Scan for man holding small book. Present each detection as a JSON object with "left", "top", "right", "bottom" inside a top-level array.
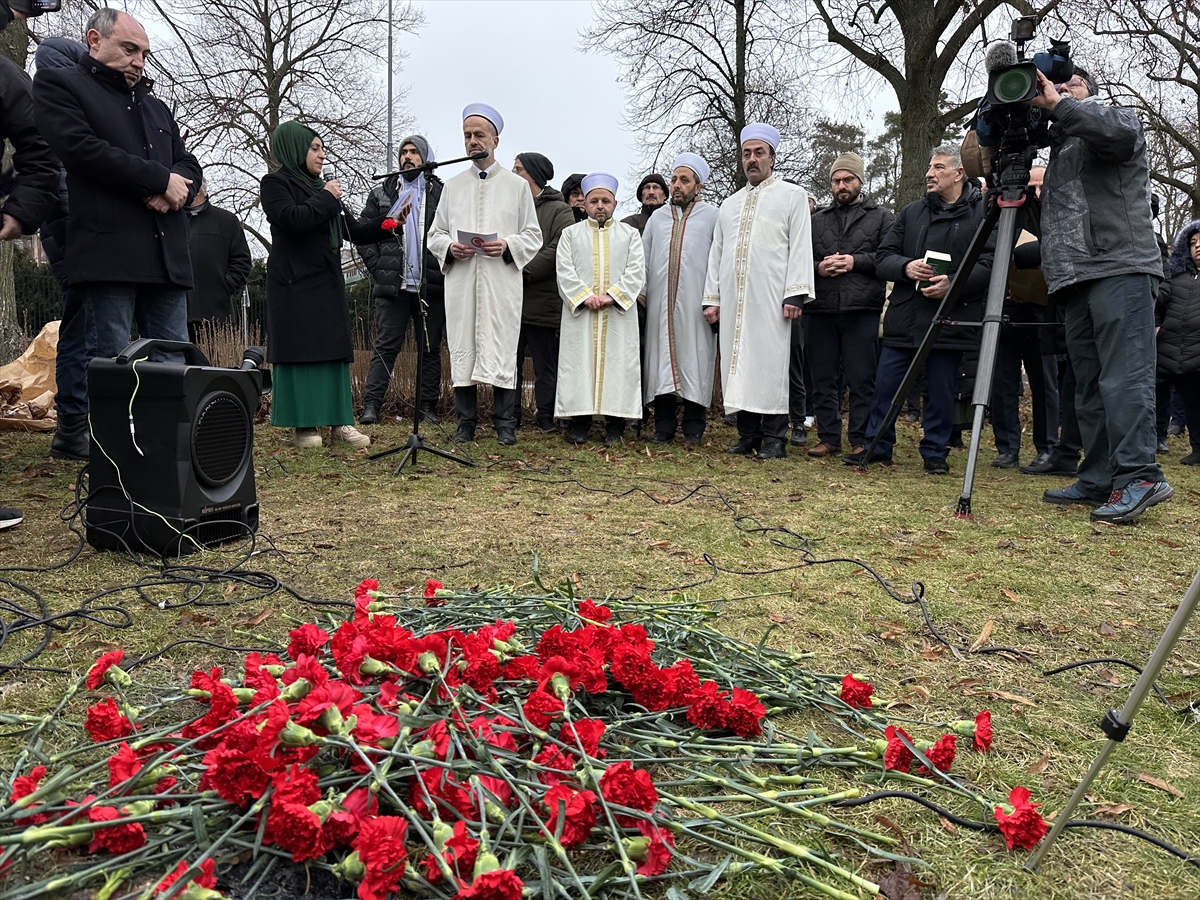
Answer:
[{"left": 848, "top": 145, "right": 995, "bottom": 474}]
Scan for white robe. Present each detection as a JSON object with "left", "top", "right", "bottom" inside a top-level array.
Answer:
[
  {"left": 555, "top": 218, "right": 646, "bottom": 419},
  {"left": 641, "top": 200, "right": 719, "bottom": 406},
  {"left": 703, "top": 175, "right": 814, "bottom": 414},
  {"left": 427, "top": 167, "right": 542, "bottom": 389}
]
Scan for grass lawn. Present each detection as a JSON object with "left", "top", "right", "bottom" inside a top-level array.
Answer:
[{"left": 2, "top": 415, "right": 1198, "bottom": 899}]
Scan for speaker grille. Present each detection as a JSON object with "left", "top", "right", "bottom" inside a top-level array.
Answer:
[{"left": 193, "top": 392, "right": 250, "bottom": 486}]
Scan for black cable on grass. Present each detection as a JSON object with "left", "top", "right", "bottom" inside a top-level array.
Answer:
[{"left": 835, "top": 791, "right": 1200, "bottom": 870}]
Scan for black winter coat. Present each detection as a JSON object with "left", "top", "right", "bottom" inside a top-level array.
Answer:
[
  {"left": 260, "top": 171, "right": 387, "bottom": 364},
  {"left": 808, "top": 193, "right": 894, "bottom": 315},
  {"left": 186, "top": 203, "right": 253, "bottom": 322},
  {"left": 523, "top": 188, "right": 575, "bottom": 328},
  {"left": 0, "top": 57, "right": 59, "bottom": 238},
  {"left": 33, "top": 60, "right": 201, "bottom": 289},
  {"left": 1156, "top": 222, "right": 1200, "bottom": 377},
  {"left": 875, "top": 181, "right": 995, "bottom": 351},
  {"left": 355, "top": 174, "right": 445, "bottom": 303}
]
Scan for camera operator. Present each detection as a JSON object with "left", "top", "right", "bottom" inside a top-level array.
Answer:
[{"left": 1030, "top": 67, "right": 1173, "bottom": 524}]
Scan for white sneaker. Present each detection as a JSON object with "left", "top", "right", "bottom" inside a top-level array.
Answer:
[
  {"left": 293, "top": 428, "right": 322, "bottom": 449},
  {"left": 0, "top": 506, "right": 23, "bottom": 531},
  {"left": 331, "top": 425, "right": 371, "bottom": 448},
  {"left": 803, "top": 416, "right": 815, "bottom": 428}
]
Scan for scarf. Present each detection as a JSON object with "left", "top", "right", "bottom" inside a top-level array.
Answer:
[
  {"left": 271, "top": 120, "right": 342, "bottom": 250},
  {"left": 390, "top": 136, "right": 435, "bottom": 288}
]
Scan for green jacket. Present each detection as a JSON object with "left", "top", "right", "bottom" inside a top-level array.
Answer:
[{"left": 522, "top": 187, "right": 576, "bottom": 328}]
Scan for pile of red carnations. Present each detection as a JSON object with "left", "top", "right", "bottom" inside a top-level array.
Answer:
[{"left": 0, "top": 583, "right": 1047, "bottom": 900}]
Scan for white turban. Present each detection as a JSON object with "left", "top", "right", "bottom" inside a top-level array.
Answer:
[
  {"left": 462, "top": 103, "right": 503, "bottom": 134},
  {"left": 672, "top": 152, "right": 710, "bottom": 184},
  {"left": 740, "top": 123, "right": 780, "bottom": 150},
  {"left": 581, "top": 172, "right": 618, "bottom": 197}
]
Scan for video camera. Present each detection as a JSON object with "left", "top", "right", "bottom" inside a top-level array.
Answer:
[{"left": 976, "top": 16, "right": 1072, "bottom": 152}]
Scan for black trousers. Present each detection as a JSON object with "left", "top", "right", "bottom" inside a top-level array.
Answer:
[
  {"left": 805, "top": 311, "right": 878, "bottom": 447},
  {"left": 362, "top": 290, "right": 445, "bottom": 411},
  {"left": 990, "top": 327, "right": 1059, "bottom": 457},
  {"left": 788, "top": 316, "right": 809, "bottom": 426},
  {"left": 1157, "top": 372, "right": 1200, "bottom": 450},
  {"left": 455, "top": 385, "right": 518, "bottom": 430},
  {"left": 515, "top": 324, "right": 559, "bottom": 426},
  {"left": 653, "top": 394, "right": 707, "bottom": 438},
  {"left": 737, "top": 410, "right": 788, "bottom": 442},
  {"left": 1055, "top": 356, "right": 1083, "bottom": 459}
]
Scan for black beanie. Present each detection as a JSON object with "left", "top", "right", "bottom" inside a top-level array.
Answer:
[
  {"left": 636, "top": 173, "right": 668, "bottom": 202},
  {"left": 516, "top": 152, "right": 554, "bottom": 190},
  {"left": 561, "top": 173, "right": 586, "bottom": 198}
]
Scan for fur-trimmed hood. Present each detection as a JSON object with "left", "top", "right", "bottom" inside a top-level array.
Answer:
[{"left": 1169, "top": 219, "right": 1200, "bottom": 276}]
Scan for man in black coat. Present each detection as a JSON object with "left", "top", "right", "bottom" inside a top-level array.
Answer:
[
  {"left": 355, "top": 134, "right": 445, "bottom": 424},
  {"left": 621, "top": 173, "right": 667, "bottom": 234},
  {"left": 806, "top": 151, "right": 894, "bottom": 458},
  {"left": 847, "top": 145, "right": 994, "bottom": 474},
  {"left": 33, "top": 8, "right": 202, "bottom": 366},
  {"left": 185, "top": 182, "right": 252, "bottom": 341},
  {"left": 0, "top": 0, "right": 63, "bottom": 532}
]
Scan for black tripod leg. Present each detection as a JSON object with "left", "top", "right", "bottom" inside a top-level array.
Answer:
[
  {"left": 956, "top": 205, "right": 1020, "bottom": 517},
  {"left": 858, "top": 200, "right": 1003, "bottom": 470}
]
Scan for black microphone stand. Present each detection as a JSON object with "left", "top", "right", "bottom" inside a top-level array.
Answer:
[{"left": 368, "top": 155, "right": 481, "bottom": 472}]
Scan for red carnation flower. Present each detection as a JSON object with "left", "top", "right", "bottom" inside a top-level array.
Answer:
[
  {"left": 421, "top": 819, "right": 480, "bottom": 884},
  {"left": 156, "top": 858, "right": 217, "bottom": 895},
  {"left": 181, "top": 667, "right": 239, "bottom": 743},
  {"left": 839, "top": 674, "right": 874, "bottom": 709},
  {"left": 271, "top": 764, "right": 321, "bottom": 806},
  {"left": 108, "top": 742, "right": 143, "bottom": 788},
  {"left": 664, "top": 659, "right": 701, "bottom": 707},
  {"left": 535, "top": 624, "right": 582, "bottom": 662},
  {"left": 411, "top": 767, "right": 474, "bottom": 819},
  {"left": 87, "top": 805, "right": 146, "bottom": 854},
  {"left": 686, "top": 680, "right": 729, "bottom": 731},
  {"left": 726, "top": 687, "right": 766, "bottom": 737},
  {"left": 599, "top": 760, "right": 658, "bottom": 825},
  {"left": 578, "top": 598, "right": 612, "bottom": 622},
  {"left": 86, "top": 697, "right": 133, "bottom": 743},
  {"left": 456, "top": 869, "right": 524, "bottom": 900},
  {"left": 87, "top": 649, "right": 125, "bottom": 690},
  {"left": 355, "top": 816, "right": 409, "bottom": 900},
  {"left": 542, "top": 783, "right": 597, "bottom": 848},
  {"left": 381, "top": 217, "right": 399, "bottom": 231},
  {"left": 503, "top": 655, "right": 540, "bottom": 681},
  {"left": 532, "top": 743, "right": 576, "bottom": 786},
  {"left": 522, "top": 689, "right": 564, "bottom": 730},
  {"left": 269, "top": 800, "right": 327, "bottom": 861},
  {"left": 199, "top": 744, "right": 269, "bottom": 807},
  {"left": 974, "top": 709, "right": 993, "bottom": 753},
  {"left": 633, "top": 820, "right": 675, "bottom": 876},
  {"left": 560, "top": 718, "right": 606, "bottom": 757},
  {"left": 287, "top": 624, "right": 330, "bottom": 660},
  {"left": 883, "top": 725, "right": 915, "bottom": 773},
  {"left": 918, "top": 734, "right": 957, "bottom": 774},
  {"left": 994, "top": 785, "right": 1049, "bottom": 850},
  {"left": 354, "top": 578, "right": 379, "bottom": 602},
  {"left": 424, "top": 579, "right": 443, "bottom": 605},
  {"left": 10, "top": 765, "right": 47, "bottom": 802}
]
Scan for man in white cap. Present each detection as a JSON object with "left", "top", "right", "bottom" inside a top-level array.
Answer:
[
  {"left": 641, "top": 153, "right": 719, "bottom": 446},
  {"left": 703, "top": 123, "right": 815, "bottom": 459},
  {"left": 555, "top": 173, "right": 646, "bottom": 447},
  {"left": 428, "top": 103, "right": 543, "bottom": 445}
]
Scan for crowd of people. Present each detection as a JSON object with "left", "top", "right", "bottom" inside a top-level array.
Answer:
[{"left": 0, "top": 5, "right": 1193, "bottom": 534}]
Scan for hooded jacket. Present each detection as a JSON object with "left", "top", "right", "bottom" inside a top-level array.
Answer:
[
  {"left": 808, "top": 193, "right": 894, "bottom": 314},
  {"left": 521, "top": 187, "right": 575, "bottom": 328},
  {"left": 875, "top": 180, "right": 995, "bottom": 351},
  {"left": 0, "top": 50, "right": 59, "bottom": 238},
  {"left": 356, "top": 171, "right": 445, "bottom": 303},
  {"left": 1156, "top": 220, "right": 1200, "bottom": 377}
]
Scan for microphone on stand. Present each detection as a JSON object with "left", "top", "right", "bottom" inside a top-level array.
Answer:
[{"left": 373, "top": 151, "right": 490, "bottom": 181}]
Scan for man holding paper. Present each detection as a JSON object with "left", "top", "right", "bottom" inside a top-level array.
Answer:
[
  {"left": 427, "top": 103, "right": 543, "bottom": 444},
  {"left": 851, "top": 145, "right": 995, "bottom": 474}
]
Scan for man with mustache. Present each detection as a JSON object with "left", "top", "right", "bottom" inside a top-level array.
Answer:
[
  {"left": 428, "top": 104, "right": 543, "bottom": 445},
  {"left": 702, "top": 124, "right": 815, "bottom": 459},
  {"left": 355, "top": 134, "right": 446, "bottom": 425}
]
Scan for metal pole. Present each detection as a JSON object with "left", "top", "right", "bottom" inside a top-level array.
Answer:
[
  {"left": 386, "top": 0, "right": 393, "bottom": 165},
  {"left": 241, "top": 286, "right": 249, "bottom": 347}
]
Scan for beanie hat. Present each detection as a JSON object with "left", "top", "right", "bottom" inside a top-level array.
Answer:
[
  {"left": 636, "top": 173, "right": 668, "bottom": 203},
  {"left": 830, "top": 151, "right": 865, "bottom": 183},
  {"left": 516, "top": 152, "right": 554, "bottom": 190}
]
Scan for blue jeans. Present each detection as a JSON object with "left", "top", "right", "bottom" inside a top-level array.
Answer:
[
  {"left": 864, "top": 346, "right": 961, "bottom": 460},
  {"left": 80, "top": 282, "right": 188, "bottom": 365},
  {"left": 54, "top": 286, "right": 90, "bottom": 416},
  {"left": 1059, "top": 274, "right": 1162, "bottom": 492}
]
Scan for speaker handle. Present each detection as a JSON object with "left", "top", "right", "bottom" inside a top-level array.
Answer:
[{"left": 116, "top": 339, "right": 212, "bottom": 367}]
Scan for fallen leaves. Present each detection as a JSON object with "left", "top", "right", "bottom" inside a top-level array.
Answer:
[
  {"left": 1136, "top": 774, "right": 1183, "bottom": 798},
  {"left": 1000, "top": 587, "right": 1021, "bottom": 603},
  {"left": 969, "top": 620, "right": 994, "bottom": 653},
  {"left": 179, "top": 609, "right": 217, "bottom": 627},
  {"left": 1025, "top": 752, "right": 1050, "bottom": 776},
  {"left": 242, "top": 607, "right": 274, "bottom": 627},
  {"left": 1093, "top": 803, "right": 1135, "bottom": 817}
]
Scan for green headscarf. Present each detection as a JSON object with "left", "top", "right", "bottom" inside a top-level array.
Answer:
[{"left": 271, "top": 120, "right": 343, "bottom": 250}]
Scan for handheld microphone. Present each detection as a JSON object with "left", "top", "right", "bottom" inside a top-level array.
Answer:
[
  {"left": 985, "top": 40, "right": 1019, "bottom": 72},
  {"left": 240, "top": 347, "right": 265, "bottom": 370}
]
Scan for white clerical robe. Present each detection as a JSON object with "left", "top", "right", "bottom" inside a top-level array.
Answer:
[
  {"left": 641, "top": 200, "right": 719, "bottom": 407},
  {"left": 427, "top": 167, "right": 542, "bottom": 389},
  {"left": 555, "top": 218, "right": 646, "bottom": 419},
  {"left": 702, "top": 175, "right": 814, "bottom": 414}
]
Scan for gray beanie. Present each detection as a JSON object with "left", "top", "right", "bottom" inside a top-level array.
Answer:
[{"left": 398, "top": 134, "right": 433, "bottom": 166}]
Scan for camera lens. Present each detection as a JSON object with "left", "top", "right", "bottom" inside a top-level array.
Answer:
[{"left": 994, "top": 68, "right": 1035, "bottom": 104}]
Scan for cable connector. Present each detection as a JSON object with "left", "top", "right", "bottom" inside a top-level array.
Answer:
[
  {"left": 129, "top": 415, "right": 145, "bottom": 457},
  {"left": 1100, "top": 708, "right": 1131, "bottom": 742}
]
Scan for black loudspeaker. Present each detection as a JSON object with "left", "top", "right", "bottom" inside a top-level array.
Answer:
[{"left": 86, "top": 340, "right": 265, "bottom": 556}]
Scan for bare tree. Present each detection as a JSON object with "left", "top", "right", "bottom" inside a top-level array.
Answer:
[
  {"left": 809, "top": 0, "right": 1061, "bottom": 206},
  {"left": 585, "top": 0, "right": 812, "bottom": 199},
  {"left": 142, "top": 0, "right": 422, "bottom": 250}
]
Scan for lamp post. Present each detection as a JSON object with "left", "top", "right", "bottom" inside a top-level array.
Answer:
[{"left": 386, "top": 0, "right": 393, "bottom": 164}]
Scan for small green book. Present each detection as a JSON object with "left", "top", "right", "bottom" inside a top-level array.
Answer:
[{"left": 916, "top": 251, "right": 952, "bottom": 291}]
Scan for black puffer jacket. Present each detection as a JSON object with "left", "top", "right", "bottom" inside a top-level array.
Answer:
[
  {"left": 1156, "top": 220, "right": 1200, "bottom": 377},
  {"left": 808, "top": 193, "right": 894, "bottom": 314},
  {"left": 355, "top": 174, "right": 445, "bottom": 303},
  {"left": 522, "top": 188, "right": 575, "bottom": 328},
  {"left": 875, "top": 180, "right": 995, "bottom": 351}
]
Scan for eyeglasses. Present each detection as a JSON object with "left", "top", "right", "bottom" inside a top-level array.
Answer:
[{"left": 831, "top": 176, "right": 859, "bottom": 186}]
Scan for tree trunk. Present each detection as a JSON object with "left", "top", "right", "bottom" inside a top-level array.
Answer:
[
  {"left": 732, "top": 0, "right": 747, "bottom": 190},
  {"left": 896, "top": 99, "right": 945, "bottom": 208}
]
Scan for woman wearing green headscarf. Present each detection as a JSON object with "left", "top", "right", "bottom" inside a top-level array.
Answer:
[{"left": 260, "top": 120, "right": 393, "bottom": 448}]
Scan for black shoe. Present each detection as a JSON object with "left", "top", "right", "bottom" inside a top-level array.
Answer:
[
  {"left": 537, "top": 418, "right": 558, "bottom": 434},
  {"left": 722, "top": 413, "right": 737, "bottom": 427},
  {"left": 1167, "top": 423, "right": 1184, "bottom": 436},
  {"left": 650, "top": 431, "right": 674, "bottom": 444},
  {"left": 727, "top": 436, "right": 761, "bottom": 455},
  {"left": 604, "top": 427, "right": 625, "bottom": 448},
  {"left": 1043, "top": 481, "right": 1109, "bottom": 506},
  {"left": 923, "top": 456, "right": 950, "bottom": 475},
  {"left": 842, "top": 447, "right": 892, "bottom": 466},
  {"left": 496, "top": 427, "right": 516, "bottom": 446},
  {"left": 1181, "top": 451, "right": 1200, "bottom": 466},
  {"left": 991, "top": 453, "right": 1019, "bottom": 469},
  {"left": 682, "top": 432, "right": 703, "bottom": 447},
  {"left": 1020, "top": 452, "right": 1078, "bottom": 476},
  {"left": 566, "top": 428, "right": 589, "bottom": 445},
  {"left": 758, "top": 438, "right": 787, "bottom": 459},
  {"left": 50, "top": 414, "right": 90, "bottom": 461},
  {"left": 453, "top": 424, "right": 475, "bottom": 443},
  {"left": 359, "top": 403, "right": 379, "bottom": 425},
  {"left": 0, "top": 506, "right": 22, "bottom": 531},
  {"left": 948, "top": 433, "right": 964, "bottom": 449},
  {"left": 788, "top": 427, "right": 807, "bottom": 447},
  {"left": 1157, "top": 440, "right": 1171, "bottom": 454},
  {"left": 419, "top": 406, "right": 439, "bottom": 424}
]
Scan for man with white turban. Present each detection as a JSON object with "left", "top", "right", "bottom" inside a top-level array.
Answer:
[
  {"left": 555, "top": 173, "right": 647, "bottom": 447},
  {"left": 428, "top": 103, "right": 543, "bottom": 445},
  {"left": 641, "top": 152, "right": 719, "bottom": 446},
  {"left": 703, "top": 123, "right": 815, "bottom": 459}
]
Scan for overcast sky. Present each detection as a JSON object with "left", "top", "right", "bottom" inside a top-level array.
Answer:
[{"left": 396, "top": 1, "right": 644, "bottom": 212}]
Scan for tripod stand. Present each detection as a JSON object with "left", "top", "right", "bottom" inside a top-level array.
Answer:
[
  {"left": 856, "top": 134, "right": 1039, "bottom": 517},
  {"left": 368, "top": 156, "right": 481, "bottom": 473}
]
